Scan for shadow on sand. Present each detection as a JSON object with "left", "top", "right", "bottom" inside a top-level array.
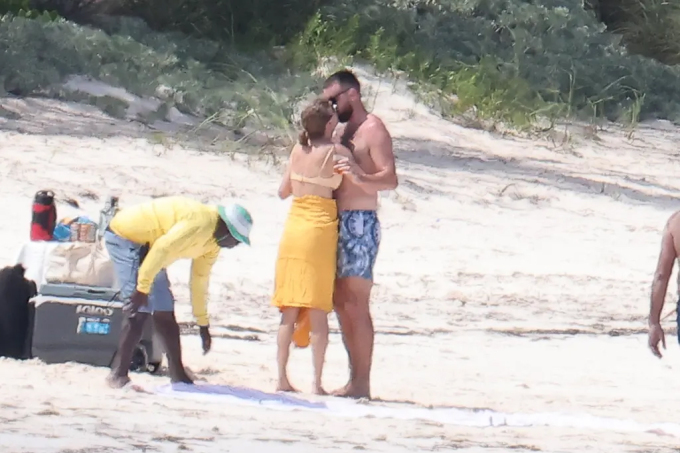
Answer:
[{"left": 394, "top": 137, "right": 680, "bottom": 209}]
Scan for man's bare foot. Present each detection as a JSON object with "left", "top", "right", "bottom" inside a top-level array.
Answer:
[
  {"left": 331, "top": 382, "right": 370, "bottom": 400},
  {"left": 276, "top": 380, "right": 298, "bottom": 393},
  {"left": 169, "top": 366, "right": 195, "bottom": 385},
  {"left": 184, "top": 367, "right": 199, "bottom": 382},
  {"left": 106, "top": 373, "right": 131, "bottom": 389},
  {"left": 170, "top": 373, "right": 194, "bottom": 385}
]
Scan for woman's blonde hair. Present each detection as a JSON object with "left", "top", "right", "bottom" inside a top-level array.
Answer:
[{"left": 299, "top": 97, "right": 334, "bottom": 146}]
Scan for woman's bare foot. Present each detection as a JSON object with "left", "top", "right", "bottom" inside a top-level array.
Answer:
[
  {"left": 106, "top": 373, "right": 131, "bottom": 389},
  {"left": 276, "top": 379, "right": 298, "bottom": 393},
  {"left": 331, "top": 382, "right": 350, "bottom": 396},
  {"left": 313, "top": 386, "right": 327, "bottom": 395}
]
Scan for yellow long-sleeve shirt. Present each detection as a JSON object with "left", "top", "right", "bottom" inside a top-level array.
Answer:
[{"left": 108, "top": 196, "right": 221, "bottom": 327}]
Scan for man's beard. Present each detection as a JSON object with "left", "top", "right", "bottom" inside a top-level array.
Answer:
[{"left": 337, "top": 105, "right": 353, "bottom": 123}]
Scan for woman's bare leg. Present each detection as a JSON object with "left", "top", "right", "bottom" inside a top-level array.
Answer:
[
  {"left": 309, "top": 309, "right": 329, "bottom": 395},
  {"left": 276, "top": 307, "right": 299, "bottom": 392}
]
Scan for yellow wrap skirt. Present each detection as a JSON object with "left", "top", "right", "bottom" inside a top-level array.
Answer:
[{"left": 272, "top": 195, "right": 338, "bottom": 348}]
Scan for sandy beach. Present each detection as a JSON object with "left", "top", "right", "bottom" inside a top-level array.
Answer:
[{"left": 2, "top": 69, "right": 680, "bottom": 452}]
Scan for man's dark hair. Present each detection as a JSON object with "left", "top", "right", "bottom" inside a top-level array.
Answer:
[{"left": 323, "top": 69, "right": 361, "bottom": 93}]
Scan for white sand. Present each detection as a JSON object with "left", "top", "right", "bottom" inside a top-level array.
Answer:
[{"left": 2, "top": 69, "right": 680, "bottom": 452}]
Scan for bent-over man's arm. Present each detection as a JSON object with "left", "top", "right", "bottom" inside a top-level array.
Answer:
[
  {"left": 359, "top": 120, "right": 398, "bottom": 191},
  {"left": 137, "top": 221, "right": 201, "bottom": 295},
  {"left": 650, "top": 217, "right": 677, "bottom": 325},
  {"left": 190, "top": 248, "right": 220, "bottom": 327}
]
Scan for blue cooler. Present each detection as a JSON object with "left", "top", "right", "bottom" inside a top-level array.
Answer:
[{"left": 28, "top": 283, "right": 163, "bottom": 373}]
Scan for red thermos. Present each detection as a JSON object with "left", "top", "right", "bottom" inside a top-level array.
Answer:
[{"left": 30, "top": 190, "right": 57, "bottom": 241}]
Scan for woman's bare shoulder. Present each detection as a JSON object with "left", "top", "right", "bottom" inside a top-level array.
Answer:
[{"left": 288, "top": 143, "right": 304, "bottom": 161}]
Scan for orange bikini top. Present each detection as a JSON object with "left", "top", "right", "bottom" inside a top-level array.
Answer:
[{"left": 290, "top": 147, "right": 343, "bottom": 190}]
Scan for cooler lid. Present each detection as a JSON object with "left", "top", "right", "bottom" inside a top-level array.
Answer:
[{"left": 39, "top": 283, "right": 120, "bottom": 301}]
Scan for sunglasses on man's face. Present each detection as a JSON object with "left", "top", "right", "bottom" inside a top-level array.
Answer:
[{"left": 328, "top": 87, "right": 351, "bottom": 110}]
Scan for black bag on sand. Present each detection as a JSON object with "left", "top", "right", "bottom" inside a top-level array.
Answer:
[
  {"left": 26, "top": 284, "right": 163, "bottom": 373},
  {"left": 0, "top": 264, "right": 37, "bottom": 360}
]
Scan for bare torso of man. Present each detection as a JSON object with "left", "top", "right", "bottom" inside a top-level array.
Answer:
[
  {"left": 334, "top": 114, "right": 384, "bottom": 211},
  {"left": 658, "top": 212, "right": 680, "bottom": 295},
  {"left": 648, "top": 210, "right": 680, "bottom": 358},
  {"left": 669, "top": 215, "right": 680, "bottom": 296}
]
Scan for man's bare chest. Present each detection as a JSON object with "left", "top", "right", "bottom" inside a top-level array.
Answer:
[{"left": 339, "top": 129, "right": 370, "bottom": 163}]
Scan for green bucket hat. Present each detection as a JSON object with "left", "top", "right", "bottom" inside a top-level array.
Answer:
[{"left": 217, "top": 203, "right": 253, "bottom": 246}]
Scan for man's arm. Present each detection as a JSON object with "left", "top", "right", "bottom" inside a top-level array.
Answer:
[
  {"left": 136, "top": 221, "right": 201, "bottom": 295},
  {"left": 190, "top": 248, "right": 220, "bottom": 327},
  {"left": 650, "top": 220, "right": 677, "bottom": 325},
  {"left": 358, "top": 121, "right": 398, "bottom": 191}
]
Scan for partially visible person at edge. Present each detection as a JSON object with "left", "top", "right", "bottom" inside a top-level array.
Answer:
[
  {"left": 272, "top": 97, "right": 358, "bottom": 395},
  {"left": 322, "top": 69, "right": 398, "bottom": 399},
  {"left": 648, "top": 210, "right": 680, "bottom": 358},
  {"left": 103, "top": 196, "right": 253, "bottom": 389}
]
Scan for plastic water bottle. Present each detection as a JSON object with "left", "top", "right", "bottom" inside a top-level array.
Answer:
[{"left": 30, "top": 190, "right": 57, "bottom": 241}]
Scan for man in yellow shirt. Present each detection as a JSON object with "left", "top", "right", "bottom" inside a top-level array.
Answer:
[{"left": 102, "top": 196, "right": 253, "bottom": 389}]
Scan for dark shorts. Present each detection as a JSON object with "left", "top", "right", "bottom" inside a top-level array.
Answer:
[
  {"left": 336, "top": 210, "right": 381, "bottom": 281},
  {"left": 103, "top": 230, "right": 174, "bottom": 314}
]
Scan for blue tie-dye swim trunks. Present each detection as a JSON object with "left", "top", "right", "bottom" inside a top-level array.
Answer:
[{"left": 336, "top": 210, "right": 381, "bottom": 280}]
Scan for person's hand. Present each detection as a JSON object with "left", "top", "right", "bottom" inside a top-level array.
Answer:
[
  {"left": 334, "top": 157, "right": 365, "bottom": 182},
  {"left": 124, "top": 290, "right": 148, "bottom": 316},
  {"left": 199, "top": 326, "right": 212, "bottom": 355},
  {"left": 648, "top": 322, "right": 666, "bottom": 358}
]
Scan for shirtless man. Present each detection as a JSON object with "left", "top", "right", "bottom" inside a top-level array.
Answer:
[
  {"left": 648, "top": 210, "right": 680, "bottom": 358},
  {"left": 322, "top": 70, "right": 398, "bottom": 399}
]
